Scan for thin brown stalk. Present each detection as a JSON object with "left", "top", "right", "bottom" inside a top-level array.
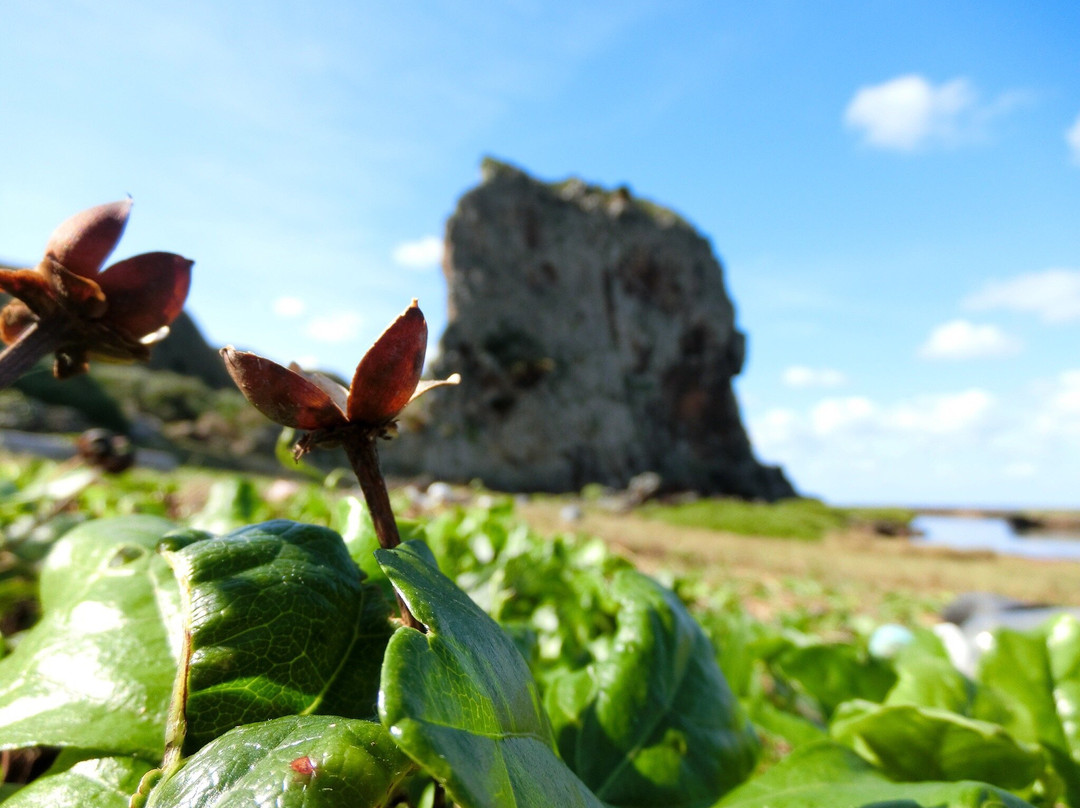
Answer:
[
  {"left": 0, "top": 318, "right": 67, "bottom": 390},
  {"left": 342, "top": 431, "right": 424, "bottom": 631}
]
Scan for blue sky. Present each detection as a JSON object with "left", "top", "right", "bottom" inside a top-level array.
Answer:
[{"left": 2, "top": 1, "right": 1079, "bottom": 507}]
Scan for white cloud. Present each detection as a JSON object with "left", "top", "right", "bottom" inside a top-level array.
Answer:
[
  {"left": 305, "top": 311, "right": 363, "bottom": 343},
  {"left": 802, "top": 390, "right": 992, "bottom": 439},
  {"left": 272, "top": 296, "right": 306, "bottom": 318},
  {"left": 1033, "top": 369, "right": 1080, "bottom": 439},
  {"left": 782, "top": 365, "right": 847, "bottom": 388},
  {"left": 964, "top": 268, "right": 1080, "bottom": 323},
  {"left": 1002, "top": 461, "right": 1037, "bottom": 479},
  {"left": 392, "top": 236, "right": 444, "bottom": 270},
  {"left": 843, "top": 74, "right": 1019, "bottom": 151},
  {"left": 749, "top": 389, "right": 997, "bottom": 502},
  {"left": 810, "top": 396, "right": 875, "bottom": 436},
  {"left": 918, "top": 319, "right": 1021, "bottom": 360},
  {"left": 1068, "top": 113, "right": 1080, "bottom": 165},
  {"left": 750, "top": 407, "right": 800, "bottom": 447},
  {"left": 885, "top": 389, "right": 994, "bottom": 435},
  {"left": 747, "top": 379, "right": 1080, "bottom": 507}
]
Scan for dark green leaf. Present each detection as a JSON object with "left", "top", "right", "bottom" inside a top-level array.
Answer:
[
  {"left": 162, "top": 520, "right": 392, "bottom": 756},
  {"left": 0, "top": 515, "right": 180, "bottom": 758},
  {"left": 830, "top": 699, "right": 1044, "bottom": 790},
  {"left": 776, "top": 643, "right": 896, "bottom": 718},
  {"left": 972, "top": 614, "right": 1080, "bottom": 805},
  {"left": 0, "top": 755, "right": 154, "bottom": 808},
  {"left": 886, "top": 654, "right": 973, "bottom": 714},
  {"left": 545, "top": 569, "right": 758, "bottom": 807},
  {"left": 141, "top": 715, "right": 414, "bottom": 808},
  {"left": 716, "top": 741, "right": 1036, "bottom": 808},
  {"left": 377, "top": 540, "right": 606, "bottom": 808},
  {"left": 745, "top": 698, "right": 827, "bottom": 750}
]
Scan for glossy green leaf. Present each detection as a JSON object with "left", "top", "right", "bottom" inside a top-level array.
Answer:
[
  {"left": 716, "top": 741, "right": 1037, "bottom": 808},
  {"left": 545, "top": 569, "right": 758, "bottom": 807},
  {"left": 161, "top": 520, "right": 393, "bottom": 756},
  {"left": 141, "top": 715, "right": 414, "bottom": 808},
  {"left": 745, "top": 698, "right": 827, "bottom": 750},
  {"left": 376, "top": 540, "right": 606, "bottom": 808},
  {"left": 972, "top": 614, "right": 1080, "bottom": 805},
  {"left": 886, "top": 654, "right": 973, "bottom": 714},
  {"left": 1, "top": 755, "right": 154, "bottom": 808},
  {"left": 830, "top": 699, "right": 1044, "bottom": 790},
  {"left": 775, "top": 642, "right": 896, "bottom": 718},
  {"left": 0, "top": 515, "right": 180, "bottom": 758}
]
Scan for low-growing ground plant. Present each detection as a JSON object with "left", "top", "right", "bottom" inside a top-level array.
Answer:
[
  {"left": 640, "top": 497, "right": 915, "bottom": 541},
  {"left": 0, "top": 206, "right": 1070, "bottom": 807}
]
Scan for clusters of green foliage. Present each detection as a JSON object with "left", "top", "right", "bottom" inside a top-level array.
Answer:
[
  {"left": 640, "top": 496, "right": 915, "bottom": 541},
  {"left": 0, "top": 457, "right": 1072, "bottom": 807}
]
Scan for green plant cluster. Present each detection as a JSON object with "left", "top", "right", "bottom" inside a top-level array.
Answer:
[
  {"left": 641, "top": 497, "right": 915, "bottom": 541},
  {"left": 0, "top": 460, "right": 1070, "bottom": 807}
]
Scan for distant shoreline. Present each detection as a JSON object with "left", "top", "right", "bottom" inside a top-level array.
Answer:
[{"left": 914, "top": 507, "right": 1080, "bottom": 535}]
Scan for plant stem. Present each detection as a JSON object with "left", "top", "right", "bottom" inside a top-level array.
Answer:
[
  {"left": 0, "top": 318, "right": 67, "bottom": 390},
  {"left": 344, "top": 433, "right": 402, "bottom": 550},
  {"left": 343, "top": 431, "right": 423, "bottom": 631}
]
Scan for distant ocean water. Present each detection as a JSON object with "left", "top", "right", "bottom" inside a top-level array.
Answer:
[{"left": 911, "top": 514, "right": 1080, "bottom": 560}]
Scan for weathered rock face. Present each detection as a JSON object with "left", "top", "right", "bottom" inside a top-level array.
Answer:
[
  {"left": 147, "top": 311, "right": 234, "bottom": 390},
  {"left": 383, "top": 160, "right": 795, "bottom": 500}
]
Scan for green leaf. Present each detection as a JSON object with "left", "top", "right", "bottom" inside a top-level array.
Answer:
[
  {"left": 775, "top": 642, "right": 896, "bottom": 718},
  {"left": 830, "top": 699, "right": 1044, "bottom": 790},
  {"left": 0, "top": 515, "right": 180, "bottom": 758},
  {"left": 716, "top": 741, "right": 1037, "bottom": 808},
  {"left": 545, "top": 569, "right": 758, "bottom": 807},
  {"left": 745, "top": 698, "right": 827, "bottom": 750},
  {"left": 162, "top": 520, "right": 393, "bottom": 756},
  {"left": 972, "top": 614, "right": 1080, "bottom": 805},
  {"left": 0, "top": 755, "right": 154, "bottom": 808},
  {"left": 141, "top": 715, "right": 414, "bottom": 808},
  {"left": 886, "top": 654, "right": 973, "bottom": 714},
  {"left": 376, "top": 540, "right": 606, "bottom": 808}
]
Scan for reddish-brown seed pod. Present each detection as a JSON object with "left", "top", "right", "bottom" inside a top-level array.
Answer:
[
  {"left": 96, "top": 252, "right": 193, "bottom": 338},
  {"left": 43, "top": 199, "right": 132, "bottom": 279},
  {"left": 347, "top": 299, "right": 428, "bottom": 425},
  {"left": 0, "top": 199, "right": 194, "bottom": 381},
  {"left": 221, "top": 300, "right": 458, "bottom": 443},
  {"left": 221, "top": 347, "right": 348, "bottom": 431}
]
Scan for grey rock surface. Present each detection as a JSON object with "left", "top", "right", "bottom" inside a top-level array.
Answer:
[
  {"left": 147, "top": 311, "right": 234, "bottom": 389},
  {"left": 383, "top": 159, "right": 795, "bottom": 500}
]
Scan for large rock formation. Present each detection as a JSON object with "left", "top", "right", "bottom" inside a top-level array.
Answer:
[
  {"left": 147, "top": 311, "right": 234, "bottom": 389},
  {"left": 383, "top": 159, "right": 795, "bottom": 500}
]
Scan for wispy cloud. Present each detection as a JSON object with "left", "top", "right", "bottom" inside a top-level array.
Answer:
[
  {"left": 782, "top": 365, "right": 847, "bottom": 388},
  {"left": 749, "top": 377, "right": 1080, "bottom": 505},
  {"left": 918, "top": 319, "right": 1021, "bottom": 360},
  {"left": 844, "top": 74, "right": 1021, "bottom": 151},
  {"left": 753, "top": 389, "right": 995, "bottom": 449},
  {"left": 964, "top": 268, "right": 1080, "bottom": 324},
  {"left": 305, "top": 311, "right": 363, "bottom": 343},
  {"left": 1068, "top": 113, "right": 1080, "bottom": 165},
  {"left": 272, "top": 296, "right": 306, "bottom": 318},
  {"left": 392, "top": 236, "right": 444, "bottom": 270},
  {"left": 1034, "top": 369, "right": 1080, "bottom": 440}
]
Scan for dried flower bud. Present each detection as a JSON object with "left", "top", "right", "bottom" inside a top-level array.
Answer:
[
  {"left": 222, "top": 300, "right": 459, "bottom": 454},
  {"left": 44, "top": 198, "right": 132, "bottom": 279},
  {"left": 0, "top": 199, "right": 193, "bottom": 380}
]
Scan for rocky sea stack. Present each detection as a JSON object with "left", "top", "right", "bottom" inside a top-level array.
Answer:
[{"left": 383, "top": 159, "right": 795, "bottom": 499}]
